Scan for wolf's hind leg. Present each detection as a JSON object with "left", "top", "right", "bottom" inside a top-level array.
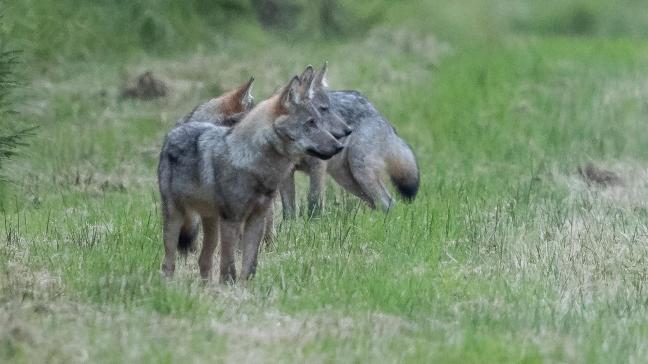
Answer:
[
  {"left": 352, "top": 166, "right": 394, "bottom": 211},
  {"left": 162, "top": 210, "right": 183, "bottom": 278},
  {"left": 198, "top": 216, "right": 219, "bottom": 281},
  {"left": 328, "top": 162, "right": 374, "bottom": 208}
]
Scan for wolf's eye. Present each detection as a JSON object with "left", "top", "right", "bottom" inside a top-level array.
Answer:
[
  {"left": 307, "top": 118, "right": 316, "bottom": 126},
  {"left": 319, "top": 105, "right": 329, "bottom": 112}
]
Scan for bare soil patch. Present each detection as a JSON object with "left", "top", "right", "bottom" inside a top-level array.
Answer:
[{"left": 121, "top": 71, "right": 168, "bottom": 100}]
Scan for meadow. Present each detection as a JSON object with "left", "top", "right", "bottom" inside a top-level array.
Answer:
[{"left": 2, "top": 1, "right": 648, "bottom": 362}]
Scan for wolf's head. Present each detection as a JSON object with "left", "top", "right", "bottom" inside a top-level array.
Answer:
[
  {"left": 272, "top": 76, "right": 344, "bottom": 160},
  {"left": 299, "top": 63, "right": 352, "bottom": 140}
]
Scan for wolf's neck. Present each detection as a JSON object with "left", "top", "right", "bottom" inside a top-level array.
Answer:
[{"left": 226, "top": 124, "right": 293, "bottom": 187}]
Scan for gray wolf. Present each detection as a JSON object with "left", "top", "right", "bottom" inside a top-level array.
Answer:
[
  {"left": 168, "top": 78, "right": 257, "bottom": 254},
  {"left": 282, "top": 89, "right": 419, "bottom": 215},
  {"left": 158, "top": 75, "right": 344, "bottom": 282}
]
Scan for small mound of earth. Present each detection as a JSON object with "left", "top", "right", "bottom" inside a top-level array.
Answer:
[
  {"left": 577, "top": 163, "right": 623, "bottom": 187},
  {"left": 121, "top": 71, "right": 168, "bottom": 100}
]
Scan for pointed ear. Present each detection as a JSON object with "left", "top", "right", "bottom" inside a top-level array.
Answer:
[
  {"left": 221, "top": 77, "right": 255, "bottom": 113},
  {"left": 278, "top": 76, "right": 301, "bottom": 113},
  {"left": 299, "top": 65, "right": 315, "bottom": 85},
  {"left": 313, "top": 61, "right": 329, "bottom": 89},
  {"left": 298, "top": 65, "right": 315, "bottom": 100},
  {"left": 232, "top": 76, "right": 255, "bottom": 110}
]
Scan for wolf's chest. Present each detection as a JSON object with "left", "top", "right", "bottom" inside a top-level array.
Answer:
[{"left": 219, "top": 174, "right": 275, "bottom": 219}]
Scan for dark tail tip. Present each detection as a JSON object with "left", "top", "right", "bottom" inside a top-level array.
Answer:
[
  {"left": 177, "top": 224, "right": 198, "bottom": 255},
  {"left": 392, "top": 173, "right": 419, "bottom": 202}
]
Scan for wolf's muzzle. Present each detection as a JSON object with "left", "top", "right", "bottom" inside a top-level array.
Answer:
[
  {"left": 306, "top": 144, "right": 344, "bottom": 160},
  {"left": 331, "top": 125, "right": 353, "bottom": 140}
]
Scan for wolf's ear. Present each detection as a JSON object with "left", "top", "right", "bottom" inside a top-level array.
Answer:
[
  {"left": 233, "top": 76, "right": 255, "bottom": 110},
  {"left": 278, "top": 76, "right": 301, "bottom": 113},
  {"left": 222, "top": 77, "right": 254, "bottom": 113},
  {"left": 299, "top": 65, "right": 315, "bottom": 100},
  {"left": 313, "top": 61, "right": 329, "bottom": 89},
  {"left": 299, "top": 65, "right": 315, "bottom": 85}
]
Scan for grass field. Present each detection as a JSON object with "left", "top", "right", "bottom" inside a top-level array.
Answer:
[{"left": 3, "top": 1, "right": 648, "bottom": 363}]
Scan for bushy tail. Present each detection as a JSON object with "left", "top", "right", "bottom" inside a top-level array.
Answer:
[
  {"left": 177, "top": 218, "right": 199, "bottom": 255},
  {"left": 385, "top": 136, "right": 419, "bottom": 201}
]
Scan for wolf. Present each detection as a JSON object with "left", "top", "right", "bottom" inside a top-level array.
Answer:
[
  {"left": 166, "top": 77, "right": 257, "bottom": 253},
  {"left": 280, "top": 89, "right": 420, "bottom": 216},
  {"left": 158, "top": 75, "right": 344, "bottom": 282}
]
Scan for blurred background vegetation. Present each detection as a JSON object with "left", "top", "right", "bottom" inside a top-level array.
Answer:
[
  {"left": 2, "top": 0, "right": 648, "bottom": 186},
  {"left": 2, "top": 0, "right": 648, "bottom": 68},
  {"left": 0, "top": 38, "right": 33, "bottom": 179}
]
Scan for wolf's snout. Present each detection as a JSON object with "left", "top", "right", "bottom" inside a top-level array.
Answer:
[
  {"left": 332, "top": 125, "right": 352, "bottom": 139},
  {"left": 331, "top": 130, "right": 346, "bottom": 139},
  {"left": 306, "top": 142, "right": 344, "bottom": 160}
]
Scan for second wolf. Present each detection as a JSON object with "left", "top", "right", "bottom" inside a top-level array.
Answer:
[{"left": 280, "top": 89, "right": 419, "bottom": 216}]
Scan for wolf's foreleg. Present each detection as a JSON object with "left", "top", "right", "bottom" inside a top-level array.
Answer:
[
  {"left": 280, "top": 170, "right": 297, "bottom": 219},
  {"left": 240, "top": 209, "right": 268, "bottom": 280},
  {"left": 198, "top": 216, "right": 219, "bottom": 281},
  {"left": 307, "top": 161, "right": 327, "bottom": 217},
  {"left": 219, "top": 220, "right": 240, "bottom": 284},
  {"left": 263, "top": 203, "right": 275, "bottom": 245}
]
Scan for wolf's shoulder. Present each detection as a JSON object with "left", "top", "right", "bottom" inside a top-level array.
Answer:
[{"left": 163, "top": 122, "right": 226, "bottom": 158}]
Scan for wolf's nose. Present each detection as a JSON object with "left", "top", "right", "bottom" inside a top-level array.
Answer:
[{"left": 333, "top": 126, "right": 352, "bottom": 140}]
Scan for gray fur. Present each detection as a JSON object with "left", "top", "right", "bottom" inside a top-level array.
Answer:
[
  {"left": 277, "top": 64, "right": 352, "bottom": 218},
  {"left": 158, "top": 76, "right": 344, "bottom": 282},
  {"left": 284, "top": 89, "right": 420, "bottom": 215}
]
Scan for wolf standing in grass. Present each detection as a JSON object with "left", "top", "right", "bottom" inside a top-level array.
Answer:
[
  {"left": 158, "top": 74, "right": 345, "bottom": 282},
  {"left": 167, "top": 79, "right": 257, "bottom": 253},
  {"left": 324, "top": 90, "right": 419, "bottom": 210},
  {"left": 280, "top": 89, "right": 420, "bottom": 216}
]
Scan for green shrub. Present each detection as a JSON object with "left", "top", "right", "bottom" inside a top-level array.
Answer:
[{"left": 0, "top": 48, "right": 33, "bottom": 183}]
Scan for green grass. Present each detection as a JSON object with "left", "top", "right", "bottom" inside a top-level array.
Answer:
[{"left": 3, "top": 1, "right": 648, "bottom": 363}]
